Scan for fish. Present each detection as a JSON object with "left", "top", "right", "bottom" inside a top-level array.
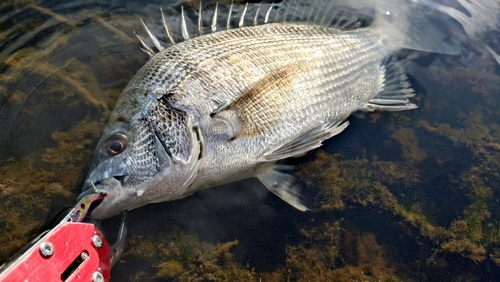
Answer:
[{"left": 79, "top": 0, "right": 500, "bottom": 219}]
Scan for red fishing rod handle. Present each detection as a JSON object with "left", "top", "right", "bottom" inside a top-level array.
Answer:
[{"left": 0, "top": 221, "right": 111, "bottom": 282}]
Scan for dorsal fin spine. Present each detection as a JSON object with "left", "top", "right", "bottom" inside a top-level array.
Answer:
[
  {"left": 253, "top": 2, "right": 262, "bottom": 26},
  {"left": 135, "top": 31, "right": 155, "bottom": 57},
  {"left": 211, "top": 2, "right": 218, "bottom": 32},
  {"left": 298, "top": 0, "right": 308, "bottom": 21},
  {"left": 273, "top": 1, "right": 281, "bottom": 23},
  {"left": 334, "top": 13, "right": 347, "bottom": 28},
  {"left": 140, "top": 18, "right": 164, "bottom": 52},
  {"left": 181, "top": 6, "right": 190, "bottom": 40},
  {"left": 289, "top": 0, "right": 300, "bottom": 22},
  {"left": 227, "top": 1, "right": 234, "bottom": 30},
  {"left": 160, "top": 7, "right": 175, "bottom": 45},
  {"left": 264, "top": 1, "right": 274, "bottom": 24},
  {"left": 312, "top": 2, "right": 322, "bottom": 24},
  {"left": 306, "top": 0, "right": 318, "bottom": 22},
  {"left": 198, "top": 0, "right": 203, "bottom": 35},
  {"left": 239, "top": 2, "right": 248, "bottom": 27},
  {"left": 282, "top": 0, "right": 292, "bottom": 22},
  {"left": 319, "top": 2, "right": 336, "bottom": 25}
]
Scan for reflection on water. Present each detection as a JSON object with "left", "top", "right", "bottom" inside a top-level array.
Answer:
[{"left": 1, "top": 0, "right": 500, "bottom": 281}]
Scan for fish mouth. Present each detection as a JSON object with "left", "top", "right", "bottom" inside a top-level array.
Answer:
[{"left": 79, "top": 176, "right": 131, "bottom": 220}]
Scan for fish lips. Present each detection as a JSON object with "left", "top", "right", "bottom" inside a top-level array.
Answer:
[
  {"left": 79, "top": 156, "right": 131, "bottom": 219},
  {"left": 80, "top": 177, "right": 134, "bottom": 220}
]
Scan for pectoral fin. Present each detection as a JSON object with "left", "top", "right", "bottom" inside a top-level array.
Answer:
[{"left": 262, "top": 121, "right": 349, "bottom": 161}]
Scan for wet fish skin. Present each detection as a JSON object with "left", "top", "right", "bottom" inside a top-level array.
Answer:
[
  {"left": 81, "top": 0, "right": 499, "bottom": 219},
  {"left": 82, "top": 19, "right": 409, "bottom": 219}
]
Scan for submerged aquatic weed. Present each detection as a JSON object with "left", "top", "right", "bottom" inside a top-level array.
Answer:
[
  {"left": 0, "top": 118, "right": 103, "bottom": 263},
  {"left": 120, "top": 224, "right": 406, "bottom": 281},
  {"left": 123, "top": 230, "right": 256, "bottom": 281},
  {"left": 295, "top": 93, "right": 500, "bottom": 267},
  {"left": 280, "top": 222, "right": 402, "bottom": 282},
  {"left": 390, "top": 126, "right": 428, "bottom": 163}
]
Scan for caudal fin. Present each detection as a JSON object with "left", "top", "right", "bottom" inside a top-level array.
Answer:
[
  {"left": 370, "top": 0, "right": 500, "bottom": 59},
  {"left": 414, "top": 0, "right": 500, "bottom": 63},
  {"left": 365, "top": 0, "right": 461, "bottom": 54},
  {"left": 415, "top": 0, "right": 500, "bottom": 39}
]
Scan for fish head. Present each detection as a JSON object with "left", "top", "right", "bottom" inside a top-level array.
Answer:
[{"left": 80, "top": 89, "right": 202, "bottom": 220}]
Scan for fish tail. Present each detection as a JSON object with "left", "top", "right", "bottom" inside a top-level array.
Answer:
[
  {"left": 415, "top": 0, "right": 500, "bottom": 39},
  {"left": 413, "top": 0, "right": 500, "bottom": 62},
  {"left": 370, "top": 0, "right": 461, "bottom": 54}
]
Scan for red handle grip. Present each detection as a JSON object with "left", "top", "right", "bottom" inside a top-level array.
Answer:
[{"left": 0, "top": 222, "right": 110, "bottom": 282}]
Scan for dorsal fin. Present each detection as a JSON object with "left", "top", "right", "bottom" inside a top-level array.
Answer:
[{"left": 137, "top": 1, "right": 366, "bottom": 56}]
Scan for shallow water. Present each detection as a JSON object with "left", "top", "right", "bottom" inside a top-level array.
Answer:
[{"left": 1, "top": 0, "right": 500, "bottom": 281}]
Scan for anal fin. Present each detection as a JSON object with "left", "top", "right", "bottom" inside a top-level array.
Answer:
[
  {"left": 256, "top": 164, "right": 309, "bottom": 211},
  {"left": 262, "top": 121, "right": 349, "bottom": 161},
  {"left": 365, "top": 57, "right": 417, "bottom": 112}
]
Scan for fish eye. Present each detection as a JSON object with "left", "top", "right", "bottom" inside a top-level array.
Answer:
[{"left": 105, "top": 132, "right": 128, "bottom": 156}]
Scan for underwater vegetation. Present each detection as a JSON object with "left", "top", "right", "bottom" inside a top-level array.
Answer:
[
  {"left": 1, "top": 0, "right": 500, "bottom": 281},
  {"left": 0, "top": 0, "right": 145, "bottom": 263},
  {"left": 0, "top": 119, "right": 101, "bottom": 259}
]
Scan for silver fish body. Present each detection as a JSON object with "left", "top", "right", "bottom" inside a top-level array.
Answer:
[
  {"left": 83, "top": 21, "right": 407, "bottom": 219},
  {"left": 166, "top": 24, "right": 390, "bottom": 187},
  {"left": 81, "top": 0, "right": 498, "bottom": 219}
]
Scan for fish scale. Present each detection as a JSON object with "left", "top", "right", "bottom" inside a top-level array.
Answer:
[
  {"left": 84, "top": 19, "right": 401, "bottom": 218},
  {"left": 169, "top": 26, "right": 383, "bottom": 110},
  {"left": 167, "top": 24, "right": 390, "bottom": 193},
  {"left": 79, "top": 0, "right": 499, "bottom": 219}
]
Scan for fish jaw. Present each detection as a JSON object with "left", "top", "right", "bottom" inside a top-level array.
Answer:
[
  {"left": 84, "top": 177, "right": 135, "bottom": 220},
  {"left": 81, "top": 162, "right": 201, "bottom": 220},
  {"left": 79, "top": 156, "right": 137, "bottom": 219}
]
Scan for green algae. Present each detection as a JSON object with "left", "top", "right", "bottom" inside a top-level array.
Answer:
[
  {"left": 280, "top": 223, "right": 402, "bottom": 282},
  {"left": 298, "top": 150, "right": 491, "bottom": 264},
  {"left": 291, "top": 82, "right": 500, "bottom": 267},
  {"left": 417, "top": 110, "right": 500, "bottom": 259},
  {"left": 120, "top": 224, "right": 405, "bottom": 282},
  {"left": 0, "top": 118, "right": 103, "bottom": 262},
  {"left": 124, "top": 230, "right": 256, "bottom": 281},
  {"left": 390, "top": 126, "right": 428, "bottom": 163}
]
